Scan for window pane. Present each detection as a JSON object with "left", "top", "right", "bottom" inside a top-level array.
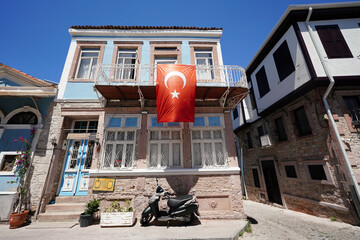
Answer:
[
  {"left": 294, "top": 107, "right": 312, "bottom": 136},
  {"left": 247, "top": 131, "right": 253, "bottom": 148},
  {"left": 208, "top": 116, "right": 221, "bottom": 126},
  {"left": 161, "top": 131, "right": 170, "bottom": 140},
  {"left": 233, "top": 108, "right": 239, "bottom": 119},
  {"left": 117, "top": 131, "right": 125, "bottom": 141},
  {"left": 252, "top": 169, "right": 260, "bottom": 188},
  {"left": 108, "top": 118, "right": 122, "bottom": 128},
  {"left": 213, "top": 130, "right": 222, "bottom": 139},
  {"left": 88, "top": 121, "right": 98, "bottom": 133},
  {"left": 192, "top": 130, "right": 201, "bottom": 139},
  {"left": 125, "top": 117, "right": 138, "bottom": 127},
  {"left": 151, "top": 117, "right": 164, "bottom": 127},
  {"left": 285, "top": 165, "right": 297, "bottom": 178},
  {"left": 104, "top": 144, "right": 113, "bottom": 168},
  {"left": 203, "top": 130, "right": 211, "bottom": 139},
  {"left": 273, "top": 41, "right": 295, "bottom": 82},
  {"left": 193, "top": 117, "right": 205, "bottom": 126},
  {"left": 125, "top": 144, "right": 134, "bottom": 167},
  {"left": 89, "top": 58, "right": 98, "bottom": 79},
  {"left": 172, "top": 143, "right": 181, "bottom": 166},
  {"left": 215, "top": 142, "right": 225, "bottom": 165},
  {"left": 150, "top": 144, "right": 158, "bottom": 167},
  {"left": 0, "top": 155, "right": 15, "bottom": 171},
  {"left": 168, "top": 122, "right": 179, "bottom": 127},
  {"left": 84, "top": 141, "right": 95, "bottom": 169},
  {"left": 77, "top": 58, "right": 90, "bottom": 78},
  {"left": 275, "top": 117, "right": 287, "bottom": 141},
  {"left": 114, "top": 144, "right": 123, "bottom": 168},
  {"left": 172, "top": 131, "right": 181, "bottom": 140},
  {"left": 204, "top": 143, "right": 213, "bottom": 166},
  {"left": 150, "top": 131, "right": 159, "bottom": 140},
  {"left": 127, "top": 131, "right": 135, "bottom": 140},
  {"left": 8, "top": 112, "right": 38, "bottom": 125},
  {"left": 255, "top": 66, "right": 270, "bottom": 98},
  {"left": 193, "top": 143, "right": 202, "bottom": 167},
  {"left": 308, "top": 165, "right": 327, "bottom": 180},
  {"left": 106, "top": 131, "right": 115, "bottom": 141},
  {"left": 161, "top": 143, "right": 169, "bottom": 167}
]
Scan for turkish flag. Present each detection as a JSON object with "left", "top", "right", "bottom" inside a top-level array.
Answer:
[{"left": 156, "top": 64, "right": 196, "bottom": 123}]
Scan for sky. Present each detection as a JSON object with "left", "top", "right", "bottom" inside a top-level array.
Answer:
[{"left": 1, "top": 0, "right": 358, "bottom": 83}]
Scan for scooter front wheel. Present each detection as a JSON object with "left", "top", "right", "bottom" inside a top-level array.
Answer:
[{"left": 140, "top": 213, "right": 153, "bottom": 226}]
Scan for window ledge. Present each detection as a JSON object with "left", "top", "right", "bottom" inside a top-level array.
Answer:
[{"left": 89, "top": 167, "right": 240, "bottom": 177}]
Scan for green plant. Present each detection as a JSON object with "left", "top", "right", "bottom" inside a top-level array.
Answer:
[
  {"left": 330, "top": 216, "right": 337, "bottom": 222},
  {"left": 104, "top": 199, "right": 133, "bottom": 213},
  {"left": 244, "top": 222, "right": 252, "bottom": 233},
  {"left": 85, "top": 198, "right": 101, "bottom": 215}
]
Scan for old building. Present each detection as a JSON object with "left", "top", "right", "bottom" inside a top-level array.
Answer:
[
  {"left": 32, "top": 26, "right": 249, "bottom": 221},
  {"left": 234, "top": 2, "right": 360, "bottom": 224},
  {"left": 0, "top": 63, "right": 57, "bottom": 221}
]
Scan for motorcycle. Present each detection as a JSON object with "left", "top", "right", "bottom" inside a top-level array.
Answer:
[{"left": 140, "top": 180, "right": 200, "bottom": 226}]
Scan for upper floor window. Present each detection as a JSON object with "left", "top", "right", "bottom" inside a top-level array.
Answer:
[
  {"left": 343, "top": 96, "right": 360, "bottom": 126},
  {"left": 275, "top": 117, "right": 287, "bottom": 142},
  {"left": 232, "top": 108, "right": 239, "bottom": 120},
  {"left": 116, "top": 49, "right": 137, "bottom": 80},
  {"left": 273, "top": 40, "right": 295, "bottom": 82},
  {"left": 195, "top": 49, "right": 214, "bottom": 80},
  {"left": 315, "top": 25, "right": 353, "bottom": 59},
  {"left": 257, "top": 125, "right": 265, "bottom": 144},
  {"left": 8, "top": 112, "right": 38, "bottom": 125},
  {"left": 246, "top": 131, "right": 253, "bottom": 149},
  {"left": 76, "top": 48, "right": 100, "bottom": 79},
  {"left": 294, "top": 106, "right": 312, "bottom": 137},
  {"left": 73, "top": 120, "right": 98, "bottom": 133},
  {"left": 255, "top": 66, "right": 270, "bottom": 98},
  {"left": 0, "top": 154, "right": 15, "bottom": 172}
]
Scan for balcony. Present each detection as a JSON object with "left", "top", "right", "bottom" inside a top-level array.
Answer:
[{"left": 94, "top": 64, "right": 248, "bottom": 108}]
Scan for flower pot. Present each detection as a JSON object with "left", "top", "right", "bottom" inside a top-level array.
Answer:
[
  {"left": 100, "top": 211, "right": 135, "bottom": 227},
  {"left": 9, "top": 210, "right": 29, "bottom": 229},
  {"left": 79, "top": 213, "right": 93, "bottom": 227}
]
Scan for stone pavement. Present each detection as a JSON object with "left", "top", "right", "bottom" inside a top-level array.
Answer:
[
  {"left": 241, "top": 200, "right": 360, "bottom": 240},
  {"left": 0, "top": 219, "right": 248, "bottom": 240}
]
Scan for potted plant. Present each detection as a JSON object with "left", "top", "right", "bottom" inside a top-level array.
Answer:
[
  {"left": 80, "top": 198, "right": 101, "bottom": 227},
  {"left": 100, "top": 199, "right": 135, "bottom": 227},
  {"left": 8, "top": 129, "right": 36, "bottom": 229}
]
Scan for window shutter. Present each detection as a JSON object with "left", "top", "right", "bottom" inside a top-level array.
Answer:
[
  {"left": 316, "top": 25, "right": 352, "bottom": 58},
  {"left": 255, "top": 66, "right": 270, "bottom": 98}
]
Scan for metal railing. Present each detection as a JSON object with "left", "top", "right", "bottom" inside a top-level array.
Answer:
[
  {"left": 350, "top": 108, "right": 360, "bottom": 126},
  {"left": 95, "top": 64, "right": 247, "bottom": 88}
]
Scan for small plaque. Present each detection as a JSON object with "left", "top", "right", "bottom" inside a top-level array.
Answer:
[{"left": 93, "top": 178, "right": 115, "bottom": 192}]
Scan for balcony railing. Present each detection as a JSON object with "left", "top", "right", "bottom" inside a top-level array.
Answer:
[
  {"left": 350, "top": 108, "right": 360, "bottom": 126},
  {"left": 95, "top": 64, "right": 247, "bottom": 88}
]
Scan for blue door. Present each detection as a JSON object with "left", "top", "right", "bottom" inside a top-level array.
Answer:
[{"left": 58, "top": 139, "right": 95, "bottom": 196}]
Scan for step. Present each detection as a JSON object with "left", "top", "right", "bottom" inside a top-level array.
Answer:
[
  {"left": 37, "top": 211, "right": 82, "bottom": 222},
  {"left": 45, "top": 203, "right": 85, "bottom": 213},
  {"left": 54, "top": 196, "right": 87, "bottom": 204}
]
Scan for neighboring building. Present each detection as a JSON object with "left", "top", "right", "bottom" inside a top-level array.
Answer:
[
  {"left": 0, "top": 63, "right": 57, "bottom": 221},
  {"left": 235, "top": 2, "right": 360, "bottom": 224},
  {"left": 33, "top": 26, "right": 249, "bottom": 221}
]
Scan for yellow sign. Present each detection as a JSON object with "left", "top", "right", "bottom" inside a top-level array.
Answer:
[{"left": 93, "top": 178, "right": 115, "bottom": 192}]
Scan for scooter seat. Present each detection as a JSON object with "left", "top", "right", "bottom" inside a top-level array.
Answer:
[{"left": 167, "top": 195, "right": 193, "bottom": 209}]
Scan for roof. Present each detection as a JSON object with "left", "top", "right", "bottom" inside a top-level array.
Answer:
[
  {"left": 246, "top": 1, "right": 360, "bottom": 75},
  {"left": 0, "top": 63, "right": 56, "bottom": 87},
  {"left": 70, "top": 26, "right": 222, "bottom": 30}
]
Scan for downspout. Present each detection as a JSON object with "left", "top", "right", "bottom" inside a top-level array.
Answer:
[{"left": 305, "top": 7, "right": 360, "bottom": 217}]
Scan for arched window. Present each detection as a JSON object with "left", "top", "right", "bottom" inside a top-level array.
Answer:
[{"left": 7, "top": 112, "right": 38, "bottom": 124}]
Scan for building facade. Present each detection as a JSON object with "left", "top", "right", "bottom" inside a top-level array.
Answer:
[
  {"left": 32, "top": 26, "right": 248, "bottom": 221},
  {"left": 234, "top": 2, "right": 360, "bottom": 224},
  {"left": 0, "top": 63, "right": 57, "bottom": 221}
]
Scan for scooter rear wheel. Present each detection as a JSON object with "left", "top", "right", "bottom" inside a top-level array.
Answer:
[
  {"left": 140, "top": 213, "right": 153, "bottom": 226},
  {"left": 184, "top": 213, "right": 195, "bottom": 224}
]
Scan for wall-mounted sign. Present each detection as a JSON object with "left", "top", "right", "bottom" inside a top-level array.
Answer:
[{"left": 92, "top": 178, "right": 115, "bottom": 192}]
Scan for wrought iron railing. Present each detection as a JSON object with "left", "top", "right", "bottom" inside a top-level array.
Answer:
[
  {"left": 95, "top": 64, "right": 247, "bottom": 88},
  {"left": 350, "top": 108, "right": 360, "bottom": 126}
]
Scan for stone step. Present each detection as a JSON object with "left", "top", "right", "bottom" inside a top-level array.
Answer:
[
  {"left": 37, "top": 211, "right": 82, "bottom": 222},
  {"left": 45, "top": 203, "right": 85, "bottom": 213},
  {"left": 54, "top": 196, "right": 87, "bottom": 204}
]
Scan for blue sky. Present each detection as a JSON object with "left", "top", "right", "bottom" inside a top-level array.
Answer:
[{"left": 1, "top": 0, "right": 357, "bottom": 83}]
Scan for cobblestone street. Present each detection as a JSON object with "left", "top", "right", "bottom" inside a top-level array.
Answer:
[{"left": 241, "top": 200, "right": 360, "bottom": 240}]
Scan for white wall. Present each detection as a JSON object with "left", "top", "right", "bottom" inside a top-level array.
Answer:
[
  {"left": 298, "top": 18, "right": 360, "bottom": 78},
  {"left": 251, "top": 26, "right": 311, "bottom": 114}
]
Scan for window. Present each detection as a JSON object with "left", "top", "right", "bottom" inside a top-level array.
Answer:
[
  {"left": 76, "top": 48, "right": 100, "bottom": 79},
  {"left": 308, "top": 165, "right": 327, "bottom": 180},
  {"left": 255, "top": 66, "right": 270, "bottom": 98},
  {"left": 284, "top": 165, "right": 297, "bottom": 178},
  {"left": 107, "top": 115, "right": 139, "bottom": 128},
  {"left": 73, "top": 121, "right": 98, "bottom": 133},
  {"left": 116, "top": 49, "right": 137, "bottom": 80},
  {"left": 273, "top": 41, "right": 295, "bottom": 82},
  {"left": 315, "top": 25, "right": 353, "bottom": 59},
  {"left": 195, "top": 49, "right": 214, "bottom": 80},
  {"left": 275, "top": 117, "right": 287, "bottom": 141},
  {"left": 0, "top": 155, "right": 16, "bottom": 172},
  {"left": 246, "top": 131, "right": 253, "bottom": 149},
  {"left": 257, "top": 125, "right": 265, "bottom": 144},
  {"left": 343, "top": 96, "right": 360, "bottom": 126},
  {"left": 155, "top": 47, "right": 177, "bottom": 51},
  {"left": 149, "top": 130, "right": 182, "bottom": 168},
  {"left": 103, "top": 131, "right": 135, "bottom": 169},
  {"left": 232, "top": 108, "right": 239, "bottom": 120},
  {"left": 294, "top": 106, "right": 312, "bottom": 136},
  {"left": 252, "top": 168, "right": 260, "bottom": 188},
  {"left": 8, "top": 112, "right": 38, "bottom": 124},
  {"left": 191, "top": 115, "right": 226, "bottom": 167}
]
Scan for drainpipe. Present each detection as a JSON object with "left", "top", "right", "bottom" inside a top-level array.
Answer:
[{"left": 305, "top": 7, "right": 360, "bottom": 218}]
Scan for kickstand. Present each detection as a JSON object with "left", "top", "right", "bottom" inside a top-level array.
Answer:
[{"left": 167, "top": 221, "right": 170, "bottom": 228}]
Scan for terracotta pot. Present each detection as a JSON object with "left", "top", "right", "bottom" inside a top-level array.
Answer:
[{"left": 9, "top": 210, "right": 29, "bottom": 229}]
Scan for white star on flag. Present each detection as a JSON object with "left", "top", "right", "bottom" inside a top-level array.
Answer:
[{"left": 171, "top": 90, "right": 180, "bottom": 99}]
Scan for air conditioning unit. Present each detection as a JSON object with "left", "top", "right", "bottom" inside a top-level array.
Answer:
[{"left": 260, "top": 134, "right": 271, "bottom": 147}]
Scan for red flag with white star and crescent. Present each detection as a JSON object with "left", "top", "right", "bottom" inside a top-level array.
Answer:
[{"left": 156, "top": 64, "right": 196, "bottom": 123}]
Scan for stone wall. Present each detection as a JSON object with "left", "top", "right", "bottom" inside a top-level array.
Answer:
[{"left": 237, "top": 87, "right": 360, "bottom": 224}]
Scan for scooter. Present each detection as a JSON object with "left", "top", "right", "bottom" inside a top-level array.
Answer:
[{"left": 140, "top": 180, "right": 200, "bottom": 226}]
